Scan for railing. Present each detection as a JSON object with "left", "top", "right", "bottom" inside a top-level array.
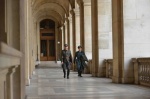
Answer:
[
  {"left": 132, "top": 58, "right": 150, "bottom": 87},
  {"left": 0, "top": 42, "right": 22, "bottom": 99},
  {"left": 105, "top": 59, "right": 113, "bottom": 78}
]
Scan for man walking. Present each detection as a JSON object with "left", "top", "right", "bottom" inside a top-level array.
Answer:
[
  {"left": 74, "top": 45, "right": 88, "bottom": 77},
  {"left": 61, "top": 44, "right": 72, "bottom": 79}
]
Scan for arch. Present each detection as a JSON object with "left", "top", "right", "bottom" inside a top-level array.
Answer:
[
  {"left": 32, "top": 0, "right": 69, "bottom": 16},
  {"left": 35, "top": 12, "right": 63, "bottom": 24},
  {"left": 34, "top": 9, "right": 63, "bottom": 23},
  {"left": 37, "top": 16, "right": 58, "bottom": 24},
  {"left": 33, "top": 3, "right": 65, "bottom": 17}
]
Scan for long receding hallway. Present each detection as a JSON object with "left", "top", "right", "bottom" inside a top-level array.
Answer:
[
  {"left": 26, "top": 66, "right": 150, "bottom": 99},
  {"left": 1, "top": 0, "right": 150, "bottom": 99}
]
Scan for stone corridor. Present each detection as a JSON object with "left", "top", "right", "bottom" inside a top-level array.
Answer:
[{"left": 26, "top": 67, "right": 150, "bottom": 99}]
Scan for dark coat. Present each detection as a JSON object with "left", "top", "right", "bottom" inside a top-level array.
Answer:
[
  {"left": 61, "top": 50, "right": 72, "bottom": 63},
  {"left": 74, "top": 51, "right": 88, "bottom": 70}
]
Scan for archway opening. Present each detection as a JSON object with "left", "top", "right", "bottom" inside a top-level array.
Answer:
[{"left": 40, "top": 19, "right": 56, "bottom": 61}]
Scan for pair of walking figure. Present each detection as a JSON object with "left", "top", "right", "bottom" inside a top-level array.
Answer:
[{"left": 61, "top": 44, "right": 88, "bottom": 79}]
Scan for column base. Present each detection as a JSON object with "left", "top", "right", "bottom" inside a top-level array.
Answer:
[
  {"left": 112, "top": 76, "right": 134, "bottom": 84},
  {"left": 92, "top": 73, "right": 98, "bottom": 77},
  {"left": 97, "top": 72, "right": 106, "bottom": 77},
  {"left": 83, "top": 68, "right": 90, "bottom": 74},
  {"left": 26, "top": 78, "right": 30, "bottom": 86},
  {"left": 112, "top": 76, "right": 122, "bottom": 83},
  {"left": 121, "top": 77, "right": 134, "bottom": 84}
]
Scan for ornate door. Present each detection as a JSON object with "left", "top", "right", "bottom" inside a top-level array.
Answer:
[{"left": 40, "top": 29, "right": 56, "bottom": 61}]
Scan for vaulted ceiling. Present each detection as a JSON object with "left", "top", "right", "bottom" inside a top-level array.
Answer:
[{"left": 31, "top": 0, "right": 75, "bottom": 26}]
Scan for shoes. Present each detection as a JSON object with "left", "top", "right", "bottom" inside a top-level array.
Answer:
[
  {"left": 67, "top": 76, "right": 69, "bottom": 79},
  {"left": 78, "top": 75, "right": 82, "bottom": 77},
  {"left": 64, "top": 75, "right": 66, "bottom": 78}
]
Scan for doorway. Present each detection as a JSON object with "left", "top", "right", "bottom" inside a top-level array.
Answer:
[{"left": 40, "top": 19, "right": 56, "bottom": 61}]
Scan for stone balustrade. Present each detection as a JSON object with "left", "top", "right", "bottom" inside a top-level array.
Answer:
[
  {"left": 83, "top": 60, "right": 92, "bottom": 74},
  {"left": 0, "top": 42, "right": 22, "bottom": 99},
  {"left": 104, "top": 59, "right": 113, "bottom": 78},
  {"left": 132, "top": 58, "right": 150, "bottom": 87}
]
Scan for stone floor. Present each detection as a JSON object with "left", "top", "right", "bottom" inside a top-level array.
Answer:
[{"left": 26, "top": 67, "right": 150, "bottom": 99}]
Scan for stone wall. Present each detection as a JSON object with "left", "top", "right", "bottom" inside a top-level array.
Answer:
[
  {"left": 122, "top": 0, "right": 150, "bottom": 83},
  {"left": 98, "top": 0, "right": 112, "bottom": 77}
]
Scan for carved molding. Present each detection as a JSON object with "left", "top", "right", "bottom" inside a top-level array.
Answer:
[{"left": 0, "top": 42, "right": 22, "bottom": 58}]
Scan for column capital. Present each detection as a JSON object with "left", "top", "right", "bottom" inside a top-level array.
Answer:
[
  {"left": 64, "top": 21, "right": 67, "bottom": 26},
  {"left": 70, "top": 10, "right": 75, "bottom": 16},
  {"left": 68, "top": 17, "right": 72, "bottom": 23},
  {"left": 74, "top": 8, "right": 80, "bottom": 16},
  {"left": 59, "top": 26, "right": 63, "bottom": 30},
  {"left": 84, "top": 3, "right": 91, "bottom": 6},
  {"left": 65, "top": 17, "right": 69, "bottom": 22},
  {"left": 76, "top": 0, "right": 83, "bottom": 7},
  {"left": 83, "top": 0, "right": 91, "bottom": 6}
]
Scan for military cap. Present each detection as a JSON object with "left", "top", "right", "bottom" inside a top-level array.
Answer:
[
  {"left": 78, "top": 45, "right": 82, "bottom": 49},
  {"left": 64, "top": 44, "right": 68, "bottom": 47}
]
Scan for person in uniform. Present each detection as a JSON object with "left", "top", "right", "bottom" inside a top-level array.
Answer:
[
  {"left": 61, "top": 44, "right": 72, "bottom": 79},
  {"left": 74, "top": 45, "right": 88, "bottom": 77}
]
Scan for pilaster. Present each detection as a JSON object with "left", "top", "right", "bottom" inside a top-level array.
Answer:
[
  {"left": 112, "top": 0, "right": 124, "bottom": 83},
  {"left": 70, "top": 9, "right": 76, "bottom": 71},
  {"left": 91, "top": 0, "right": 99, "bottom": 77}
]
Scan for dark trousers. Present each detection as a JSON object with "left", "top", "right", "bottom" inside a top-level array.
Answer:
[
  {"left": 78, "top": 70, "right": 82, "bottom": 76},
  {"left": 78, "top": 66, "right": 84, "bottom": 76},
  {"left": 76, "top": 61, "right": 84, "bottom": 76},
  {"left": 62, "top": 62, "right": 70, "bottom": 77}
]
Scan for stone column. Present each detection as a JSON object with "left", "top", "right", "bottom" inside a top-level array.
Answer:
[
  {"left": 6, "top": 0, "right": 20, "bottom": 50},
  {"left": 0, "top": 69, "right": 8, "bottom": 99},
  {"left": 25, "top": 0, "right": 32, "bottom": 86},
  {"left": 70, "top": 10, "right": 76, "bottom": 71},
  {"left": 77, "top": 0, "right": 85, "bottom": 49},
  {"left": 66, "top": 18, "right": 70, "bottom": 47},
  {"left": 61, "top": 26, "right": 64, "bottom": 49},
  {"left": 37, "top": 23, "right": 40, "bottom": 61},
  {"left": 63, "top": 25, "right": 66, "bottom": 45},
  {"left": 20, "top": 0, "right": 27, "bottom": 98},
  {"left": 32, "top": 21, "right": 36, "bottom": 71},
  {"left": 6, "top": 66, "right": 17, "bottom": 99},
  {"left": 64, "top": 21, "right": 68, "bottom": 44},
  {"left": 68, "top": 17, "right": 73, "bottom": 54},
  {"left": 112, "top": 0, "right": 125, "bottom": 83},
  {"left": 68, "top": 16, "right": 74, "bottom": 70},
  {"left": 29, "top": 18, "right": 34, "bottom": 78},
  {"left": 13, "top": 66, "right": 21, "bottom": 99},
  {"left": 80, "top": 2, "right": 85, "bottom": 50},
  {"left": 58, "top": 27, "right": 62, "bottom": 60},
  {"left": 74, "top": 8, "right": 80, "bottom": 50},
  {"left": 25, "top": 32, "right": 30, "bottom": 86},
  {"left": 0, "top": 0, "right": 7, "bottom": 43},
  {"left": 91, "top": 0, "right": 99, "bottom": 77},
  {"left": 55, "top": 23, "right": 58, "bottom": 62}
]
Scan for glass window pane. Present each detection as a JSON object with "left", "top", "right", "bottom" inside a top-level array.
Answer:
[
  {"left": 41, "top": 40, "right": 47, "bottom": 56},
  {"left": 49, "top": 40, "right": 55, "bottom": 56}
]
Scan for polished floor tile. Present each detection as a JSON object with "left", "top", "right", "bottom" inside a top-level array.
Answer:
[{"left": 26, "top": 67, "right": 150, "bottom": 99}]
